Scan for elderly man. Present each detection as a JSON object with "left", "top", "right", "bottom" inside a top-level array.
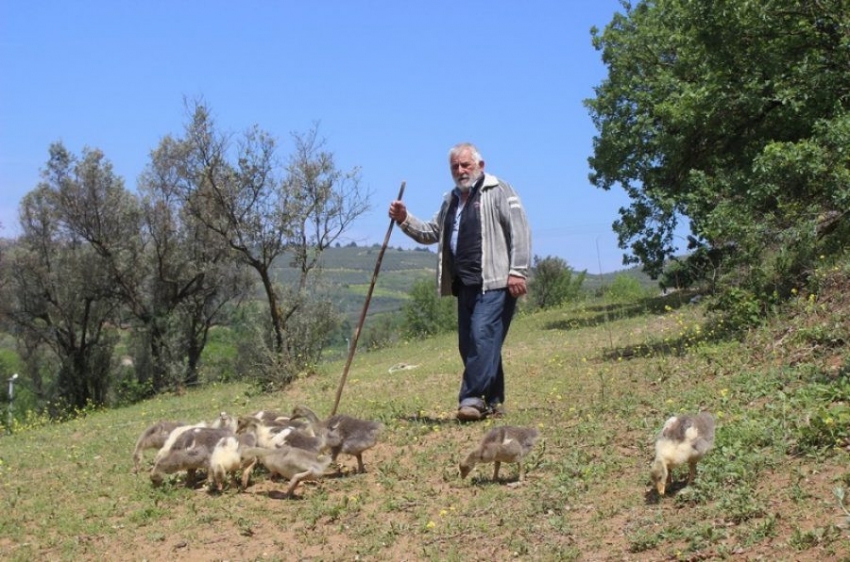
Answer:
[{"left": 388, "top": 142, "right": 531, "bottom": 421}]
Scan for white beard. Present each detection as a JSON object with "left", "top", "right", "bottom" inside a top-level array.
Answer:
[{"left": 456, "top": 171, "right": 482, "bottom": 191}]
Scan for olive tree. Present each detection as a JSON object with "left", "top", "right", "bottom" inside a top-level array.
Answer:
[
  {"left": 133, "top": 138, "right": 254, "bottom": 392},
  {"left": 170, "top": 103, "right": 369, "bottom": 387},
  {"left": 4, "top": 144, "right": 125, "bottom": 412}
]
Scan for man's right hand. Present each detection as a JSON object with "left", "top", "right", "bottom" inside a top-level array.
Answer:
[{"left": 389, "top": 201, "right": 408, "bottom": 224}]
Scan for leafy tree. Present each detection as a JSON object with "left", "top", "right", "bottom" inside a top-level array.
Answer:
[
  {"left": 137, "top": 136, "right": 253, "bottom": 391},
  {"left": 402, "top": 278, "right": 456, "bottom": 337},
  {"left": 3, "top": 137, "right": 256, "bottom": 412},
  {"left": 4, "top": 144, "right": 124, "bottom": 413},
  {"left": 170, "top": 102, "right": 369, "bottom": 387},
  {"left": 658, "top": 244, "right": 731, "bottom": 293},
  {"left": 527, "top": 255, "right": 586, "bottom": 310},
  {"left": 587, "top": 0, "right": 850, "bottom": 299}
]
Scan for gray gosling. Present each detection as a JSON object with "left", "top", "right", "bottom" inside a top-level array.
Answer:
[
  {"left": 150, "top": 426, "right": 234, "bottom": 487},
  {"left": 240, "top": 446, "right": 333, "bottom": 498},
  {"left": 212, "top": 411, "right": 239, "bottom": 432},
  {"left": 235, "top": 414, "right": 341, "bottom": 487},
  {"left": 246, "top": 410, "right": 314, "bottom": 433},
  {"left": 247, "top": 410, "right": 290, "bottom": 425},
  {"left": 235, "top": 416, "right": 297, "bottom": 488},
  {"left": 291, "top": 405, "right": 383, "bottom": 474},
  {"left": 459, "top": 425, "right": 540, "bottom": 482},
  {"left": 150, "top": 447, "right": 212, "bottom": 488},
  {"left": 133, "top": 412, "right": 236, "bottom": 475},
  {"left": 650, "top": 411, "right": 716, "bottom": 496},
  {"left": 132, "top": 420, "right": 186, "bottom": 474},
  {"left": 282, "top": 424, "right": 341, "bottom": 454}
]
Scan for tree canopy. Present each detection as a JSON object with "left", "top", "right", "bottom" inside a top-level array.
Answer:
[{"left": 587, "top": 0, "right": 849, "bottom": 292}]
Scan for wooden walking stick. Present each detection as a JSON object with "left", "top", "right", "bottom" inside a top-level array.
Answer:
[{"left": 331, "top": 181, "right": 406, "bottom": 415}]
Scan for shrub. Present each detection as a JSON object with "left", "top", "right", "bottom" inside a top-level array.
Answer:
[
  {"left": 527, "top": 255, "right": 586, "bottom": 310},
  {"left": 401, "top": 279, "right": 455, "bottom": 338},
  {"left": 606, "top": 274, "right": 651, "bottom": 301}
]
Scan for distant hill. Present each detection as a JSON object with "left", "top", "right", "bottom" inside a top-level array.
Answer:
[
  {"left": 270, "top": 245, "right": 437, "bottom": 321},
  {"left": 272, "top": 245, "right": 659, "bottom": 321},
  {"left": 580, "top": 264, "right": 658, "bottom": 293},
  {"left": 1, "top": 235, "right": 658, "bottom": 323}
]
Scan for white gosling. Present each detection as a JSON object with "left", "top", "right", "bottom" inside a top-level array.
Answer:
[
  {"left": 208, "top": 436, "right": 243, "bottom": 492},
  {"left": 650, "top": 411, "right": 716, "bottom": 496}
]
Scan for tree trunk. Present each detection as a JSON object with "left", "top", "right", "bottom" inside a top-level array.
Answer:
[{"left": 258, "top": 269, "right": 284, "bottom": 354}]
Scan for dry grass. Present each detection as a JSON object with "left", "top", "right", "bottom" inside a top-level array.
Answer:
[{"left": 1, "top": 267, "right": 849, "bottom": 561}]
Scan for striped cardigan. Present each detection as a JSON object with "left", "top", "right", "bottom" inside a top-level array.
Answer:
[{"left": 398, "top": 173, "right": 532, "bottom": 296}]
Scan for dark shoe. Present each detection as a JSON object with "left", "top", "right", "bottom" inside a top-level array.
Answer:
[{"left": 457, "top": 406, "right": 483, "bottom": 422}]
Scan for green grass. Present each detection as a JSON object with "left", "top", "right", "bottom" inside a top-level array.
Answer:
[{"left": 1, "top": 264, "right": 849, "bottom": 560}]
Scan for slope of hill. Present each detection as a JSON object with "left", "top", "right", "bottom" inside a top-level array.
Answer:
[{"left": 1, "top": 260, "right": 847, "bottom": 560}]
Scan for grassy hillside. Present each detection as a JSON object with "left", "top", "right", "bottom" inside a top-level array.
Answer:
[{"left": 0, "top": 261, "right": 847, "bottom": 560}]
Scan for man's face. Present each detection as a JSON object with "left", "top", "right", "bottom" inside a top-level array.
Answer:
[{"left": 450, "top": 150, "right": 484, "bottom": 191}]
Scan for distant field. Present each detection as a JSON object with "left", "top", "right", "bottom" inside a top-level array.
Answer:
[
  {"left": 269, "top": 246, "right": 436, "bottom": 320},
  {"left": 271, "top": 245, "right": 657, "bottom": 321}
]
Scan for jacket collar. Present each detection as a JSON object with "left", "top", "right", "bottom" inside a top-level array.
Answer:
[
  {"left": 481, "top": 172, "right": 499, "bottom": 189},
  {"left": 451, "top": 173, "right": 497, "bottom": 199}
]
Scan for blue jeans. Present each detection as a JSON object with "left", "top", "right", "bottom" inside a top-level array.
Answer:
[{"left": 456, "top": 285, "right": 516, "bottom": 410}]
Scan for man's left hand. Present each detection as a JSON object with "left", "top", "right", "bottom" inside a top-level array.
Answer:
[{"left": 507, "top": 275, "right": 527, "bottom": 297}]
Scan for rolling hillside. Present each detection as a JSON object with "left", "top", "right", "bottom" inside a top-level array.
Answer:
[
  {"left": 272, "top": 245, "right": 658, "bottom": 321},
  {"left": 1, "top": 261, "right": 847, "bottom": 560}
]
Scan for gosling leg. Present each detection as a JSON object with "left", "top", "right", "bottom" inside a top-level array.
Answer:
[
  {"left": 240, "top": 458, "right": 258, "bottom": 490},
  {"left": 687, "top": 461, "right": 698, "bottom": 486},
  {"left": 284, "top": 469, "right": 316, "bottom": 498}
]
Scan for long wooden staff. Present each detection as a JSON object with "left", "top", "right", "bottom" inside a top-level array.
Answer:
[{"left": 331, "top": 181, "right": 406, "bottom": 415}]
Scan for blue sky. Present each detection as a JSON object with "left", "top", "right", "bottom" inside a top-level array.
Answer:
[{"left": 0, "top": 0, "right": 657, "bottom": 274}]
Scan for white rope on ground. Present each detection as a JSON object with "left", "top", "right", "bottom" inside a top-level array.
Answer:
[{"left": 387, "top": 363, "right": 420, "bottom": 374}]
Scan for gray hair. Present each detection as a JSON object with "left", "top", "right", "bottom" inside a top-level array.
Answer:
[{"left": 448, "top": 142, "right": 483, "bottom": 163}]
